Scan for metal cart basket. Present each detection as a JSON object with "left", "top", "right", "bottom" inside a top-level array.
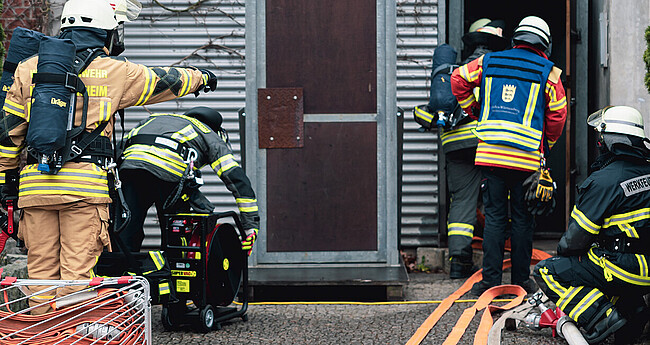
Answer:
[{"left": 0, "top": 275, "right": 151, "bottom": 344}]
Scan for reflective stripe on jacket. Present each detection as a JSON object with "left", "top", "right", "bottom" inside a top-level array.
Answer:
[
  {"left": 0, "top": 50, "right": 205, "bottom": 207},
  {"left": 475, "top": 48, "right": 554, "bottom": 152},
  {"left": 558, "top": 148, "right": 650, "bottom": 259},
  {"left": 120, "top": 114, "right": 260, "bottom": 231},
  {"left": 450, "top": 45, "right": 567, "bottom": 172},
  {"left": 440, "top": 120, "right": 478, "bottom": 154}
]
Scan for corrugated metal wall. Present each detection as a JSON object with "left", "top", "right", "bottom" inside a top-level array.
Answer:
[
  {"left": 397, "top": 0, "right": 440, "bottom": 247},
  {"left": 126, "top": 0, "right": 440, "bottom": 249},
  {"left": 123, "top": 0, "right": 247, "bottom": 249}
]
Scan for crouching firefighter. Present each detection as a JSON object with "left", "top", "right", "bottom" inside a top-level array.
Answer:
[
  {"left": 534, "top": 106, "right": 650, "bottom": 344},
  {"left": 0, "top": 0, "right": 218, "bottom": 315},
  {"left": 117, "top": 107, "right": 260, "bottom": 255}
]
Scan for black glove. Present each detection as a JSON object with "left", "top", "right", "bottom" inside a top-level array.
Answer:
[
  {"left": 198, "top": 69, "right": 218, "bottom": 94},
  {"left": 1, "top": 169, "right": 19, "bottom": 210},
  {"left": 523, "top": 169, "right": 556, "bottom": 217}
]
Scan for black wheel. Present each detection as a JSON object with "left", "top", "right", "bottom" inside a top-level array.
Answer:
[
  {"left": 198, "top": 305, "right": 215, "bottom": 332},
  {"left": 161, "top": 306, "right": 177, "bottom": 331},
  {"left": 241, "top": 314, "right": 248, "bottom": 322}
]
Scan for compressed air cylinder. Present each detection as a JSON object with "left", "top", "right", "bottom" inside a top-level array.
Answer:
[
  {"left": 0, "top": 27, "right": 44, "bottom": 108},
  {"left": 428, "top": 43, "right": 458, "bottom": 114},
  {"left": 25, "top": 36, "right": 77, "bottom": 157}
]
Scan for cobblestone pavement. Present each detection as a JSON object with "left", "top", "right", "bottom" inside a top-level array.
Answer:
[{"left": 151, "top": 271, "right": 647, "bottom": 344}]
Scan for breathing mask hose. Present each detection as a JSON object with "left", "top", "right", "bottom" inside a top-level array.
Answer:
[
  {"left": 107, "top": 163, "right": 131, "bottom": 235},
  {"left": 114, "top": 184, "right": 131, "bottom": 235}
]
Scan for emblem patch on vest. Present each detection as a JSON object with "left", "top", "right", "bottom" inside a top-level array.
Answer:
[
  {"left": 620, "top": 174, "right": 650, "bottom": 197},
  {"left": 502, "top": 84, "right": 516, "bottom": 103}
]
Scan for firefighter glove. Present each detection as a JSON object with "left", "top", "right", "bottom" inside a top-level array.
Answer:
[
  {"left": 241, "top": 228, "right": 258, "bottom": 256},
  {"left": 199, "top": 69, "right": 218, "bottom": 93},
  {"left": 535, "top": 168, "right": 554, "bottom": 202},
  {"left": 0, "top": 169, "right": 19, "bottom": 210},
  {"left": 523, "top": 168, "right": 557, "bottom": 216}
]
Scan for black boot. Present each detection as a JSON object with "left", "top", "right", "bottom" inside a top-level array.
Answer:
[
  {"left": 512, "top": 278, "right": 539, "bottom": 295},
  {"left": 449, "top": 257, "right": 477, "bottom": 279},
  {"left": 614, "top": 305, "right": 650, "bottom": 345},
  {"left": 470, "top": 280, "right": 496, "bottom": 297},
  {"left": 583, "top": 308, "right": 627, "bottom": 344}
]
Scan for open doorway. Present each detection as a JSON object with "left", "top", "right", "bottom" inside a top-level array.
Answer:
[{"left": 457, "top": 0, "right": 571, "bottom": 236}]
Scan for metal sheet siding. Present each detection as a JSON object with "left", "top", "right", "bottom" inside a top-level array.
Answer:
[
  {"left": 122, "top": 1, "right": 246, "bottom": 249},
  {"left": 397, "top": 0, "right": 440, "bottom": 247},
  {"left": 125, "top": 0, "right": 439, "bottom": 249}
]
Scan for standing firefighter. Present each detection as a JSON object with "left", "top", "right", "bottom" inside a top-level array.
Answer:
[
  {"left": 117, "top": 107, "right": 259, "bottom": 255},
  {"left": 450, "top": 16, "right": 567, "bottom": 296},
  {"left": 439, "top": 19, "right": 507, "bottom": 279},
  {"left": 0, "top": 0, "right": 218, "bottom": 314},
  {"left": 535, "top": 106, "right": 650, "bottom": 344}
]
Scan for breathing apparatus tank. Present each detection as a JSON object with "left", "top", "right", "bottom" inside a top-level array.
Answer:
[
  {"left": 0, "top": 28, "right": 44, "bottom": 109},
  {"left": 25, "top": 36, "right": 80, "bottom": 174}
]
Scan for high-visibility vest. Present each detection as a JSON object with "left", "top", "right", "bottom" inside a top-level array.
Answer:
[{"left": 475, "top": 48, "right": 554, "bottom": 152}]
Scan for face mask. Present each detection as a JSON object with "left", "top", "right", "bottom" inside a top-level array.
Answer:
[{"left": 105, "top": 25, "right": 125, "bottom": 56}]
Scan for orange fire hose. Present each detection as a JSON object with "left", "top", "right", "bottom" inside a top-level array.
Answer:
[
  {"left": 0, "top": 288, "right": 145, "bottom": 344},
  {"left": 406, "top": 238, "right": 552, "bottom": 345}
]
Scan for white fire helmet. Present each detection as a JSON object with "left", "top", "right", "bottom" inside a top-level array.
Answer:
[
  {"left": 513, "top": 16, "right": 552, "bottom": 55},
  {"left": 60, "top": 0, "right": 119, "bottom": 30},
  {"left": 588, "top": 106, "right": 646, "bottom": 138}
]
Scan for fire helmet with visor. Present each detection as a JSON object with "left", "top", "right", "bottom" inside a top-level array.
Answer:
[
  {"left": 60, "top": 0, "right": 141, "bottom": 56},
  {"left": 587, "top": 105, "right": 648, "bottom": 150},
  {"left": 60, "top": 0, "right": 120, "bottom": 30},
  {"left": 512, "top": 16, "right": 552, "bottom": 57},
  {"left": 462, "top": 19, "right": 508, "bottom": 51}
]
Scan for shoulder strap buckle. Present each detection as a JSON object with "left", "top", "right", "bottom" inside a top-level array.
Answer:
[
  {"left": 70, "top": 144, "right": 83, "bottom": 155},
  {"left": 64, "top": 72, "right": 79, "bottom": 92}
]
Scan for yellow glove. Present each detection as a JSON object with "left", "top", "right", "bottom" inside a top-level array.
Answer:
[
  {"left": 241, "top": 228, "right": 258, "bottom": 256},
  {"left": 535, "top": 168, "right": 554, "bottom": 202}
]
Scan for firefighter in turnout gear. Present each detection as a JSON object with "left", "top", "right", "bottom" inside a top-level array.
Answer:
[
  {"left": 534, "top": 106, "right": 650, "bottom": 344},
  {"left": 442, "top": 19, "right": 507, "bottom": 279},
  {"left": 0, "top": 0, "right": 218, "bottom": 314},
  {"left": 450, "top": 16, "right": 567, "bottom": 295},
  {"left": 118, "top": 107, "right": 260, "bottom": 255}
]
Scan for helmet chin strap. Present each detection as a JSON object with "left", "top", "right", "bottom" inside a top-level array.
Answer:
[{"left": 597, "top": 132, "right": 609, "bottom": 154}]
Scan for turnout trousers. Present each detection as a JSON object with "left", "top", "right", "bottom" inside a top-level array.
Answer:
[
  {"left": 19, "top": 202, "right": 110, "bottom": 314},
  {"left": 534, "top": 248, "right": 650, "bottom": 327},
  {"left": 480, "top": 167, "right": 533, "bottom": 286},
  {"left": 118, "top": 169, "right": 189, "bottom": 252},
  {"left": 446, "top": 148, "right": 482, "bottom": 259}
]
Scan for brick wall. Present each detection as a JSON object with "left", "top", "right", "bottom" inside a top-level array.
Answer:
[{"left": 2, "top": 0, "right": 48, "bottom": 49}]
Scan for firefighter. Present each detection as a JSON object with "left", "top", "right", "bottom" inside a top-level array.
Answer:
[
  {"left": 534, "top": 106, "right": 650, "bottom": 344},
  {"left": 450, "top": 16, "right": 567, "bottom": 295},
  {"left": 117, "top": 107, "right": 259, "bottom": 255},
  {"left": 0, "top": 0, "right": 218, "bottom": 314},
  {"left": 442, "top": 19, "right": 507, "bottom": 279}
]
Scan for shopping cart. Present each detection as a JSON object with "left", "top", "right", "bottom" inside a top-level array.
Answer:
[
  {"left": 0, "top": 275, "right": 151, "bottom": 344},
  {"left": 161, "top": 211, "right": 248, "bottom": 332}
]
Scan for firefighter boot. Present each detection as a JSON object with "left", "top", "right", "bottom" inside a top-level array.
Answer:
[
  {"left": 449, "top": 256, "right": 477, "bottom": 279},
  {"left": 614, "top": 305, "right": 650, "bottom": 344},
  {"left": 583, "top": 308, "right": 627, "bottom": 344}
]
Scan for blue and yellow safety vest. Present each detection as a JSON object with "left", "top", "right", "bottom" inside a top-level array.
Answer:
[{"left": 475, "top": 49, "right": 554, "bottom": 152}]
